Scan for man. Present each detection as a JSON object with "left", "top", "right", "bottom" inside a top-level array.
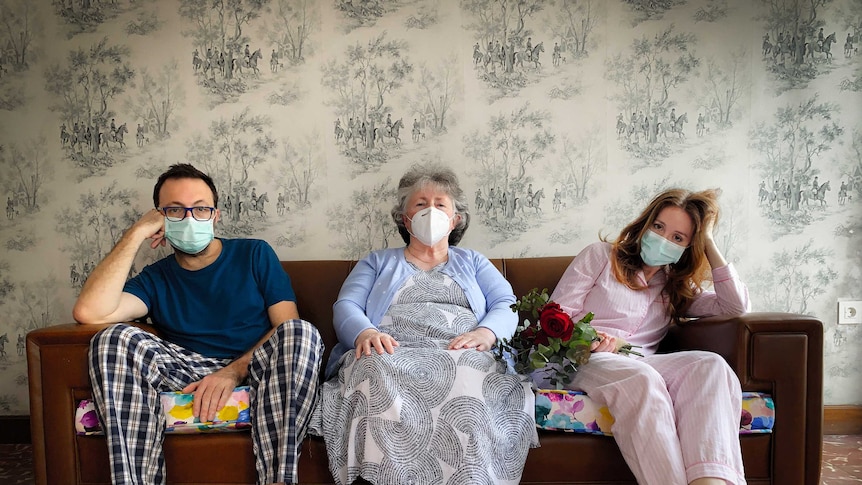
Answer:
[{"left": 73, "top": 163, "right": 323, "bottom": 485}]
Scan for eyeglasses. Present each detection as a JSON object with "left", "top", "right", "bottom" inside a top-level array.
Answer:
[{"left": 159, "top": 206, "right": 216, "bottom": 222}]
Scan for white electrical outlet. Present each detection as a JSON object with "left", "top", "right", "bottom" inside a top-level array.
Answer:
[{"left": 838, "top": 300, "right": 862, "bottom": 325}]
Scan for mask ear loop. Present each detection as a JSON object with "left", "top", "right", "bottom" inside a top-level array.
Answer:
[
  {"left": 403, "top": 211, "right": 422, "bottom": 243},
  {"left": 405, "top": 214, "right": 417, "bottom": 241}
]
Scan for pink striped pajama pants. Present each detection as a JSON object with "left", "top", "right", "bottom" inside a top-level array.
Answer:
[{"left": 567, "top": 350, "right": 746, "bottom": 485}]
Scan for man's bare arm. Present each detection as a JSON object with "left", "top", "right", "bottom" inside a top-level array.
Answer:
[{"left": 73, "top": 209, "right": 165, "bottom": 324}]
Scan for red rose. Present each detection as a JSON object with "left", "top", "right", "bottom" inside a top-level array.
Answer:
[
  {"left": 518, "top": 324, "right": 537, "bottom": 341},
  {"left": 534, "top": 328, "right": 550, "bottom": 347},
  {"left": 539, "top": 305, "right": 574, "bottom": 341},
  {"left": 518, "top": 323, "right": 549, "bottom": 346},
  {"left": 541, "top": 302, "right": 563, "bottom": 313}
]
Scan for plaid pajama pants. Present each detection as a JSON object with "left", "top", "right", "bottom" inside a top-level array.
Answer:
[{"left": 88, "top": 320, "right": 323, "bottom": 485}]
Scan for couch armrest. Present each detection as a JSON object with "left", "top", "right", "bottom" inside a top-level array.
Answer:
[
  {"left": 662, "top": 312, "right": 823, "bottom": 485},
  {"left": 27, "top": 322, "right": 158, "bottom": 485}
]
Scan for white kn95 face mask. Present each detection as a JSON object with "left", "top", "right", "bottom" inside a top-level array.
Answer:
[{"left": 407, "top": 207, "right": 453, "bottom": 246}]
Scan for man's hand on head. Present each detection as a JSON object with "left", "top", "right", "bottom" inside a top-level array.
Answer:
[
  {"left": 182, "top": 365, "right": 244, "bottom": 422},
  {"left": 131, "top": 208, "right": 167, "bottom": 249}
]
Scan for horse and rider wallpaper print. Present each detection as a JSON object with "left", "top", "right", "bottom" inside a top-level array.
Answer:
[{"left": 0, "top": 0, "right": 859, "bottom": 415}]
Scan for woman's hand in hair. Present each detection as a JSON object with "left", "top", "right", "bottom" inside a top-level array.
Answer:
[
  {"left": 701, "top": 210, "right": 729, "bottom": 269},
  {"left": 702, "top": 210, "right": 718, "bottom": 242}
]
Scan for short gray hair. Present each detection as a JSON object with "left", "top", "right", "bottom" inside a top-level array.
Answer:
[{"left": 391, "top": 164, "right": 471, "bottom": 245}]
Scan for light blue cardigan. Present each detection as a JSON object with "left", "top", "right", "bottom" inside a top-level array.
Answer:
[{"left": 326, "top": 246, "right": 517, "bottom": 378}]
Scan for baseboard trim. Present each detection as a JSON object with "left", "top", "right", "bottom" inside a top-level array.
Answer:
[
  {"left": 1, "top": 404, "right": 859, "bottom": 443},
  {"left": 0, "top": 416, "right": 31, "bottom": 444},
  {"left": 824, "top": 405, "right": 862, "bottom": 435}
]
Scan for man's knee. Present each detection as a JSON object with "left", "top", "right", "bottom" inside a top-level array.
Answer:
[
  {"left": 89, "top": 324, "right": 145, "bottom": 356},
  {"left": 273, "top": 319, "right": 323, "bottom": 351}
]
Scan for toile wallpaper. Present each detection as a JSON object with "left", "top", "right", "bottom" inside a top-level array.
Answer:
[{"left": 0, "top": 0, "right": 860, "bottom": 415}]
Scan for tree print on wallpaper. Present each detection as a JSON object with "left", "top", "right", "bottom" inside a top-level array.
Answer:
[
  {"left": 0, "top": 137, "right": 52, "bottom": 221},
  {"left": 404, "top": 52, "right": 461, "bottom": 138},
  {"left": 555, "top": 126, "right": 605, "bottom": 210},
  {"left": 835, "top": 0, "right": 862, "bottom": 90},
  {"left": 0, "top": 0, "right": 860, "bottom": 414},
  {"left": 462, "top": 0, "right": 553, "bottom": 97},
  {"left": 0, "top": 0, "right": 39, "bottom": 111},
  {"left": 54, "top": 0, "right": 141, "bottom": 34},
  {"left": 844, "top": 130, "right": 862, "bottom": 199},
  {"left": 548, "top": 0, "right": 602, "bottom": 60},
  {"left": 45, "top": 38, "right": 135, "bottom": 178},
  {"left": 186, "top": 108, "right": 276, "bottom": 236},
  {"left": 749, "top": 95, "right": 843, "bottom": 236},
  {"left": 463, "top": 103, "right": 554, "bottom": 245},
  {"left": 334, "top": 0, "right": 414, "bottom": 30},
  {"left": 179, "top": 0, "right": 275, "bottom": 101},
  {"left": 749, "top": 240, "right": 839, "bottom": 314},
  {"left": 757, "top": 0, "right": 846, "bottom": 92},
  {"left": 322, "top": 32, "right": 415, "bottom": 172},
  {"left": 693, "top": 46, "right": 750, "bottom": 134},
  {"left": 268, "top": 131, "right": 326, "bottom": 249},
  {"left": 264, "top": 0, "right": 320, "bottom": 65},
  {"left": 271, "top": 133, "right": 326, "bottom": 211},
  {"left": 606, "top": 24, "right": 700, "bottom": 164},
  {"left": 55, "top": 184, "right": 143, "bottom": 292},
  {"left": 7, "top": 278, "right": 60, "bottom": 337},
  {"left": 326, "top": 179, "right": 398, "bottom": 260},
  {"left": 123, "top": 60, "right": 185, "bottom": 144}
]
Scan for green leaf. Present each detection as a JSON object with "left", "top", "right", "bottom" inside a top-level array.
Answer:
[
  {"left": 535, "top": 343, "right": 553, "bottom": 355},
  {"left": 530, "top": 351, "right": 549, "bottom": 369}
]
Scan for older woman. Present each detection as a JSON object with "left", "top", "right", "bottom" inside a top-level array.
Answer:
[{"left": 310, "top": 165, "right": 537, "bottom": 485}]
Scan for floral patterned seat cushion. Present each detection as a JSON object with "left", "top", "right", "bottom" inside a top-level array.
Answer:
[
  {"left": 76, "top": 387, "right": 774, "bottom": 436},
  {"left": 535, "top": 390, "right": 775, "bottom": 435},
  {"left": 75, "top": 386, "right": 252, "bottom": 435}
]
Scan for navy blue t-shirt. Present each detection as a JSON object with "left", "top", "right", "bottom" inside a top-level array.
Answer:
[{"left": 124, "top": 238, "right": 295, "bottom": 359}]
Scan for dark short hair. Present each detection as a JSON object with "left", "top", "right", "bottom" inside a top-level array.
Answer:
[
  {"left": 391, "top": 164, "right": 470, "bottom": 245},
  {"left": 152, "top": 164, "right": 219, "bottom": 208}
]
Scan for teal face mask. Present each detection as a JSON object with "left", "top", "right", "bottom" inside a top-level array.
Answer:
[
  {"left": 639, "top": 229, "right": 686, "bottom": 266},
  {"left": 164, "top": 217, "right": 214, "bottom": 255}
]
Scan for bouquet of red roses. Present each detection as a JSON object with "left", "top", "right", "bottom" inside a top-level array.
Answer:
[{"left": 495, "top": 288, "right": 641, "bottom": 389}]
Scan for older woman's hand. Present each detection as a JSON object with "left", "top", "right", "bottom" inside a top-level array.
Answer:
[
  {"left": 354, "top": 328, "right": 400, "bottom": 359},
  {"left": 448, "top": 327, "right": 496, "bottom": 351}
]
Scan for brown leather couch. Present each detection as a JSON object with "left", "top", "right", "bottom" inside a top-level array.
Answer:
[{"left": 27, "top": 257, "right": 824, "bottom": 485}]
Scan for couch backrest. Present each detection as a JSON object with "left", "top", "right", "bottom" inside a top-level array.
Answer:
[{"left": 282, "top": 256, "right": 574, "bottom": 363}]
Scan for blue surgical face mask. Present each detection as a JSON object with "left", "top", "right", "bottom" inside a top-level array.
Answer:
[
  {"left": 164, "top": 217, "right": 214, "bottom": 255},
  {"left": 639, "top": 229, "right": 686, "bottom": 266}
]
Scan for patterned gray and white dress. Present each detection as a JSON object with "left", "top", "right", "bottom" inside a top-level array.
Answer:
[{"left": 311, "top": 265, "right": 538, "bottom": 485}]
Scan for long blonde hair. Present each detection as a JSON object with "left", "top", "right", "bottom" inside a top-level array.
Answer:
[{"left": 607, "top": 188, "right": 720, "bottom": 322}]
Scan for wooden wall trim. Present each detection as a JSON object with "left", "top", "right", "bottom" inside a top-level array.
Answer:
[
  {"left": 824, "top": 405, "right": 862, "bottom": 435},
  {"left": 1, "top": 404, "right": 859, "bottom": 444}
]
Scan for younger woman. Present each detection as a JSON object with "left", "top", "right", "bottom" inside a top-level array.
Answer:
[{"left": 550, "top": 188, "right": 750, "bottom": 485}]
